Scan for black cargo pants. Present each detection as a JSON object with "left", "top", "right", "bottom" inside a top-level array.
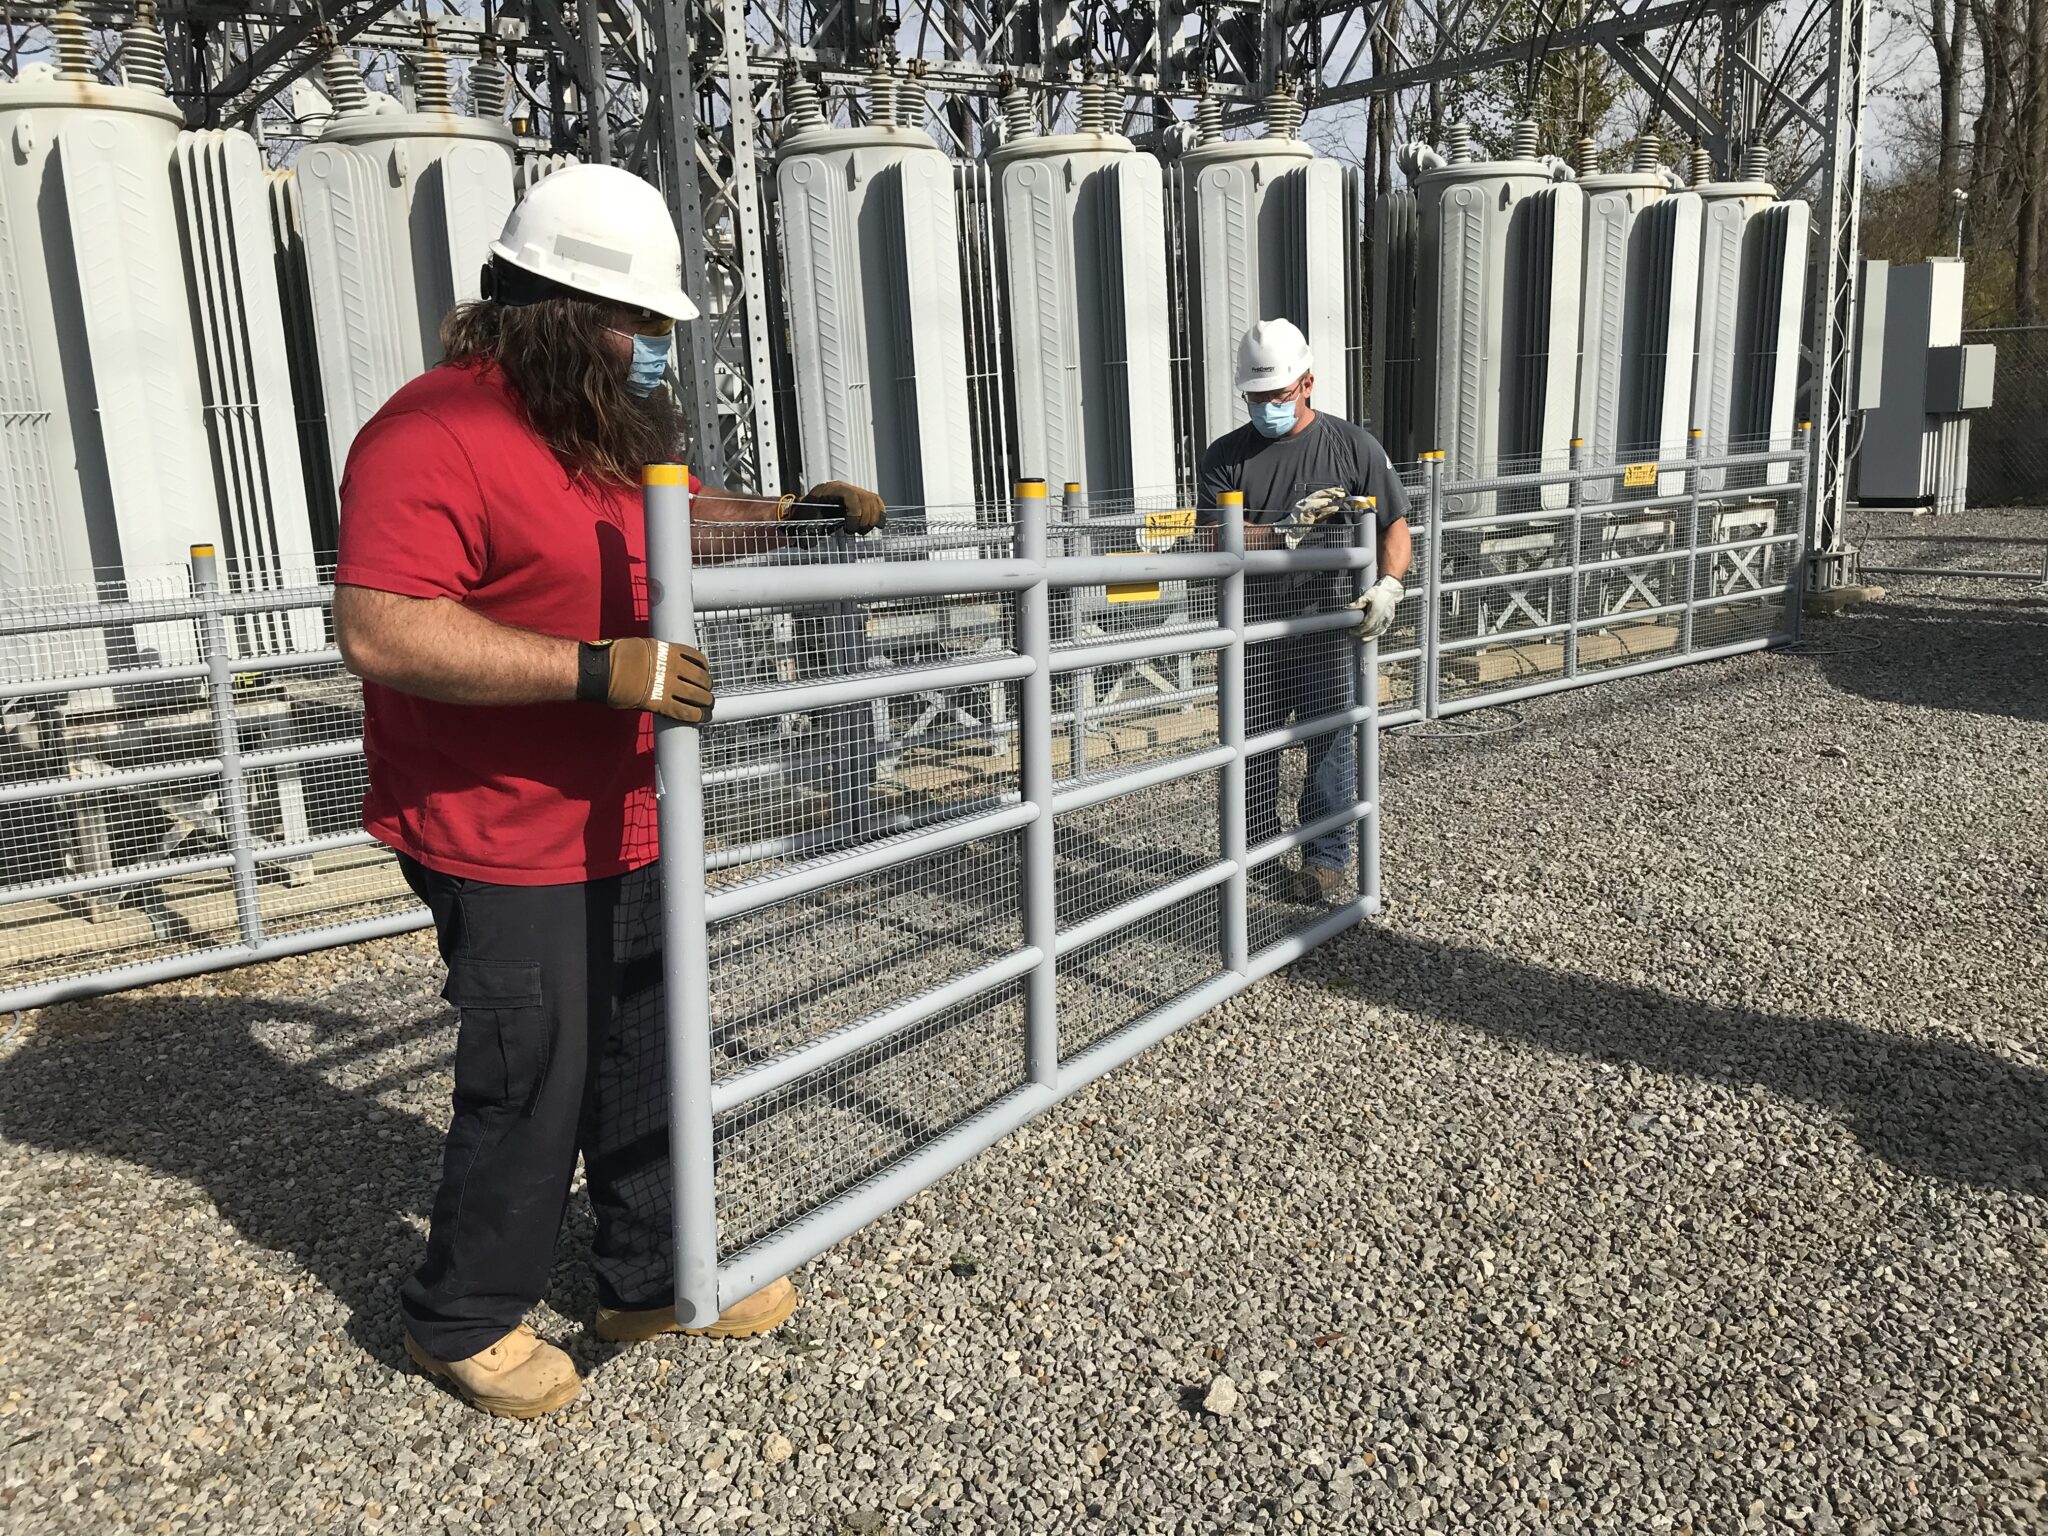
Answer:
[{"left": 397, "top": 855, "right": 674, "bottom": 1361}]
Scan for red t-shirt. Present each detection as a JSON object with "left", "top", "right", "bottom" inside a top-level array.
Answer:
[{"left": 335, "top": 360, "right": 698, "bottom": 886}]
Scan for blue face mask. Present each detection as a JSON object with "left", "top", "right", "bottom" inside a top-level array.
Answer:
[
  {"left": 624, "top": 331, "right": 672, "bottom": 397},
  {"left": 1250, "top": 399, "right": 1297, "bottom": 438}
]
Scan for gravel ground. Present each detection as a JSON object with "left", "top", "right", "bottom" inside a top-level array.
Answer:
[{"left": 2, "top": 507, "right": 2045, "bottom": 1535}]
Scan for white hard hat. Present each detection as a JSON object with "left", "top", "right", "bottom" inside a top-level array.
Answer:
[
  {"left": 1234, "top": 317, "right": 1313, "bottom": 393},
  {"left": 490, "top": 163, "right": 699, "bottom": 321}
]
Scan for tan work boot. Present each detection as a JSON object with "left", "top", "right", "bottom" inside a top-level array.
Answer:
[
  {"left": 1285, "top": 862, "right": 1345, "bottom": 906},
  {"left": 404, "top": 1325, "right": 582, "bottom": 1419},
  {"left": 595, "top": 1276, "right": 800, "bottom": 1343}
]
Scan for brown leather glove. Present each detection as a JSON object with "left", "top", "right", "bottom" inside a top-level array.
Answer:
[
  {"left": 779, "top": 480, "right": 887, "bottom": 534},
  {"left": 583, "top": 638, "right": 713, "bottom": 724}
]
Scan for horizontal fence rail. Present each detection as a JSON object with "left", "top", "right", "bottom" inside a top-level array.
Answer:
[{"left": 0, "top": 436, "right": 1809, "bottom": 1016}]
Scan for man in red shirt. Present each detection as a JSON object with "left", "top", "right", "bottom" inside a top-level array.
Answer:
[{"left": 335, "top": 164, "right": 883, "bottom": 1418}]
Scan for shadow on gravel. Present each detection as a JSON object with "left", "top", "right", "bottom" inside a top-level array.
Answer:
[
  {"left": 1812, "top": 596, "right": 2048, "bottom": 724},
  {"left": 1333, "top": 926, "right": 2048, "bottom": 1199},
  {"left": 0, "top": 995, "right": 455, "bottom": 1369}
]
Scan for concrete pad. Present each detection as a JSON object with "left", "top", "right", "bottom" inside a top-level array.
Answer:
[{"left": 1804, "top": 583, "right": 1888, "bottom": 617}]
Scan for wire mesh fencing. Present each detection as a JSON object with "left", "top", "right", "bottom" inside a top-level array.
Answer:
[
  {"left": 1416, "top": 432, "right": 1810, "bottom": 717},
  {"left": 0, "top": 554, "right": 426, "bottom": 1012},
  {"left": 1, "top": 439, "right": 1806, "bottom": 1029}
]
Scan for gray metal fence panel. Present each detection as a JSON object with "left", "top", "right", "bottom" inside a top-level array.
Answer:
[
  {"left": 1416, "top": 432, "right": 1810, "bottom": 717},
  {"left": 641, "top": 474, "right": 1382, "bottom": 1320},
  {"left": 0, "top": 440, "right": 1805, "bottom": 1018},
  {"left": 0, "top": 557, "right": 427, "bottom": 1013}
]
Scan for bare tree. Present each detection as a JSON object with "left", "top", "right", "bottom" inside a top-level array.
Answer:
[
  {"left": 2021, "top": 0, "right": 2048, "bottom": 320},
  {"left": 1971, "top": 0, "right": 2014, "bottom": 205},
  {"left": 1923, "top": 0, "right": 1973, "bottom": 192}
]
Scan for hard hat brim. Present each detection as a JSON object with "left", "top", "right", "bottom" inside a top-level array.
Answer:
[{"left": 488, "top": 239, "right": 701, "bottom": 321}]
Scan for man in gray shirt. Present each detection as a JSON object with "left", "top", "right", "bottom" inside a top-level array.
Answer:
[{"left": 1199, "top": 318, "right": 1413, "bottom": 905}]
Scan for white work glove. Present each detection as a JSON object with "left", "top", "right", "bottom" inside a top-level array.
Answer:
[
  {"left": 1349, "top": 575, "right": 1404, "bottom": 639},
  {"left": 1278, "top": 486, "right": 1350, "bottom": 550}
]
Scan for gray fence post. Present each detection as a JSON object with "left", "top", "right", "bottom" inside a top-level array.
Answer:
[
  {"left": 1216, "top": 489, "right": 1248, "bottom": 975},
  {"left": 190, "top": 544, "right": 263, "bottom": 948},
  {"left": 1422, "top": 452, "right": 1444, "bottom": 720},
  {"left": 1790, "top": 421, "right": 1814, "bottom": 642},
  {"left": 1062, "top": 483, "right": 1091, "bottom": 785},
  {"left": 1351, "top": 499, "right": 1378, "bottom": 908},
  {"left": 1565, "top": 439, "right": 1584, "bottom": 680},
  {"left": 1015, "top": 479, "right": 1059, "bottom": 1087},
  {"left": 1681, "top": 429, "right": 1704, "bottom": 655},
  {"left": 644, "top": 463, "right": 722, "bottom": 1327}
]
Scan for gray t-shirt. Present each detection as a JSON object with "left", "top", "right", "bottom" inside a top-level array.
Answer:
[{"left": 1198, "top": 414, "right": 1408, "bottom": 613}]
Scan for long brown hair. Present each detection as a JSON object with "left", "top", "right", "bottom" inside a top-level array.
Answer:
[{"left": 440, "top": 296, "right": 679, "bottom": 484}]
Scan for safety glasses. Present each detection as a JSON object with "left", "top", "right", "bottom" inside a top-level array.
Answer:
[
  {"left": 607, "top": 308, "right": 676, "bottom": 338},
  {"left": 1245, "top": 377, "right": 1307, "bottom": 405}
]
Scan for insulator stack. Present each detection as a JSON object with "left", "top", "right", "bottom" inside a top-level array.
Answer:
[
  {"left": 1265, "top": 87, "right": 1303, "bottom": 139},
  {"left": 472, "top": 35, "right": 507, "bottom": 120},
  {"left": 414, "top": 19, "right": 454, "bottom": 114},
  {"left": 53, "top": 1, "right": 93, "bottom": 81},
  {"left": 123, "top": 0, "right": 167, "bottom": 94},
  {"left": 783, "top": 70, "right": 826, "bottom": 135},
  {"left": 1099, "top": 81, "right": 1124, "bottom": 136},
  {"left": 1511, "top": 119, "right": 1539, "bottom": 161},
  {"left": 1000, "top": 84, "right": 1035, "bottom": 140},
  {"left": 868, "top": 65, "right": 896, "bottom": 128},
  {"left": 321, "top": 43, "right": 369, "bottom": 118}
]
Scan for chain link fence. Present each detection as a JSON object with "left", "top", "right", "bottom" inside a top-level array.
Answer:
[{"left": 1961, "top": 327, "right": 2048, "bottom": 508}]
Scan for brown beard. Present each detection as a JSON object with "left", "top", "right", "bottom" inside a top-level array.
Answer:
[{"left": 440, "top": 297, "right": 684, "bottom": 483}]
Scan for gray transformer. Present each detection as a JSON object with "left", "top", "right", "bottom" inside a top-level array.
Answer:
[
  {"left": 991, "top": 96, "right": 1177, "bottom": 509},
  {"left": 1173, "top": 95, "right": 1350, "bottom": 451}
]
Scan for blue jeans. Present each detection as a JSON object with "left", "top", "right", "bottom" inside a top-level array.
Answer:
[{"left": 1246, "top": 630, "right": 1357, "bottom": 872}]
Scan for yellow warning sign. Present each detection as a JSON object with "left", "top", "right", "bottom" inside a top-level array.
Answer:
[
  {"left": 1621, "top": 462, "right": 1658, "bottom": 489},
  {"left": 1137, "top": 508, "right": 1197, "bottom": 553}
]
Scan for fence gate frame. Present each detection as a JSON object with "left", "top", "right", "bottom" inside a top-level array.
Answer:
[{"left": 642, "top": 467, "right": 1384, "bottom": 1323}]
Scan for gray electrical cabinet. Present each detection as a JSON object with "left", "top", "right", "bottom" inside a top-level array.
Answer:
[
  {"left": 1854, "top": 260, "right": 1993, "bottom": 515},
  {"left": 1925, "top": 345, "right": 1996, "bottom": 414}
]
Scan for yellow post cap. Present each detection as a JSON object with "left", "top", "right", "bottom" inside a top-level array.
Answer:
[
  {"left": 1690, "top": 427, "right": 1703, "bottom": 438},
  {"left": 1217, "top": 490, "right": 1245, "bottom": 505},
  {"left": 643, "top": 463, "right": 688, "bottom": 486},
  {"left": 1798, "top": 420, "right": 1813, "bottom": 431},
  {"left": 1014, "top": 478, "right": 1047, "bottom": 499},
  {"left": 1063, "top": 481, "right": 1082, "bottom": 493},
  {"left": 1569, "top": 437, "right": 1585, "bottom": 448},
  {"left": 189, "top": 543, "right": 215, "bottom": 558}
]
